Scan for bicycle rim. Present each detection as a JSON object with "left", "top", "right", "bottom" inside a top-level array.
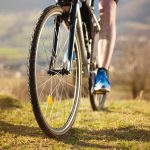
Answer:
[{"left": 28, "top": 6, "right": 81, "bottom": 137}]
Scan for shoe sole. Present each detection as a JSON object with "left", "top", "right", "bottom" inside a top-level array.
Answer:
[{"left": 94, "top": 88, "right": 110, "bottom": 94}]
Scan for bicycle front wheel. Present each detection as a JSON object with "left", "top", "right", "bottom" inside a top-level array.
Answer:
[{"left": 28, "top": 5, "right": 81, "bottom": 137}]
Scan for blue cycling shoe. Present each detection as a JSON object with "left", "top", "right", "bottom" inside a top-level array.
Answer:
[{"left": 94, "top": 68, "right": 111, "bottom": 94}]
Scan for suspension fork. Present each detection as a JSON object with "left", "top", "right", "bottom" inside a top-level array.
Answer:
[{"left": 49, "top": 16, "right": 61, "bottom": 69}]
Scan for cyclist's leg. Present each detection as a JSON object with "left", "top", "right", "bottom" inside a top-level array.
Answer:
[
  {"left": 97, "top": 0, "right": 117, "bottom": 70},
  {"left": 94, "top": 0, "right": 117, "bottom": 92}
]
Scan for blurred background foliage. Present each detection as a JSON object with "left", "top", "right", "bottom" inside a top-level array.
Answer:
[{"left": 0, "top": 0, "right": 150, "bottom": 100}]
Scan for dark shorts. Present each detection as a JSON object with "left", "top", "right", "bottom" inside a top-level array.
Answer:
[{"left": 114, "top": 0, "right": 119, "bottom": 4}]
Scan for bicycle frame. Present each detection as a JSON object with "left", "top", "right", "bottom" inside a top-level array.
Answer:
[{"left": 57, "top": 0, "right": 100, "bottom": 75}]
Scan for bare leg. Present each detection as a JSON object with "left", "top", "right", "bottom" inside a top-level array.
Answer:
[{"left": 97, "top": 0, "right": 117, "bottom": 70}]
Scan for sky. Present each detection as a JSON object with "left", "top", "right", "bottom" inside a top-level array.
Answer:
[{"left": 0, "top": 0, "right": 54, "bottom": 12}]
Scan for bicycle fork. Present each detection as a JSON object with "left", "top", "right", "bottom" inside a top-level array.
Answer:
[
  {"left": 66, "top": 0, "right": 90, "bottom": 75},
  {"left": 48, "top": 0, "right": 90, "bottom": 76}
]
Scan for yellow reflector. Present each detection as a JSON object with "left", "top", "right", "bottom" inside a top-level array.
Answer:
[{"left": 47, "top": 95, "right": 53, "bottom": 106}]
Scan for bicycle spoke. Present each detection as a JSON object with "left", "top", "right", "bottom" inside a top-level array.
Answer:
[{"left": 61, "top": 79, "right": 75, "bottom": 88}]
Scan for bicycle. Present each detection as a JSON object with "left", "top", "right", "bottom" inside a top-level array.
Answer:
[{"left": 28, "top": 0, "right": 107, "bottom": 138}]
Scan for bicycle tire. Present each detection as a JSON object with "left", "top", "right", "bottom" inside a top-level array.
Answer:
[
  {"left": 28, "top": 5, "right": 82, "bottom": 137},
  {"left": 89, "top": 32, "right": 107, "bottom": 111}
]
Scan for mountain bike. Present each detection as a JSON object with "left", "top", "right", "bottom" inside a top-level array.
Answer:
[{"left": 28, "top": 0, "right": 107, "bottom": 138}]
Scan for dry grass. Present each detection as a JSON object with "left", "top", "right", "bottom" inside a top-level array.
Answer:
[
  {"left": 0, "top": 75, "right": 133, "bottom": 103},
  {"left": 0, "top": 96, "right": 150, "bottom": 149},
  {"left": 0, "top": 77, "right": 28, "bottom": 101}
]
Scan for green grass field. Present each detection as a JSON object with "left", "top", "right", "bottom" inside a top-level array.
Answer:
[
  {"left": 0, "top": 95, "right": 150, "bottom": 150},
  {"left": 0, "top": 47, "right": 27, "bottom": 59}
]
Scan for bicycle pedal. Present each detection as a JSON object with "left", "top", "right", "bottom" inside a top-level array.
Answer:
[{"left": 94, "top": 90, "right": 107, "bottom": 95}]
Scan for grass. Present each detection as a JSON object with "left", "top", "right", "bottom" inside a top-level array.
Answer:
[
  {"left": 0, "top": 95, "right": 22, "bottom": 109},
  {"left": 0, "top": 96, "right": 150, "bottom": 150},
  {"left": 0, "top": 77, "right": 28, "bottom": 101},
  {"left": 0, "top": 47, "right": 27, "bottom": 59}
]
